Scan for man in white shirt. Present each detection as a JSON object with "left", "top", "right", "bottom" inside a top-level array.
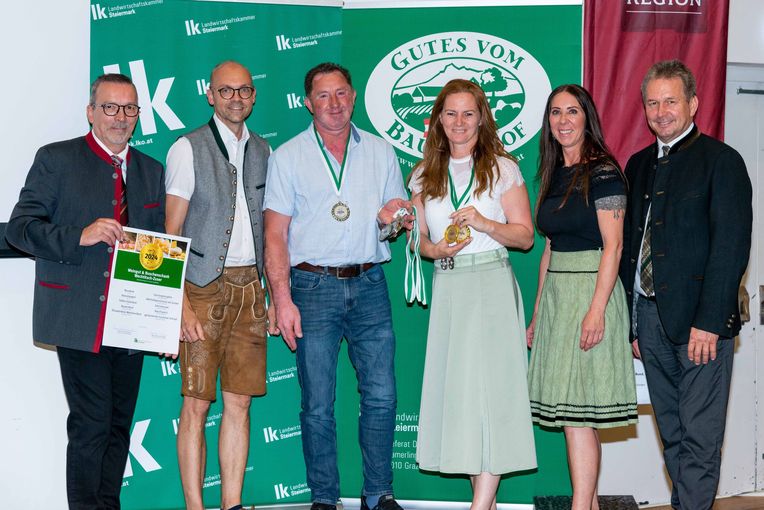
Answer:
[{"left": 165, "top": 61, "right": 275, "bottom": 510}]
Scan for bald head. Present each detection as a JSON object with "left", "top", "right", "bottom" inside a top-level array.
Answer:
[{"left": 206, "top": 61, "right": 256, "bottom": 138}]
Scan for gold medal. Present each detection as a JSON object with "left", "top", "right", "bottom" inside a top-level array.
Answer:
[
  {"left": 331, "top": 201, "right": 350, "bottom": 222},
  {"left": 444, "top": 224, "right": 459, "bottom": 244},
  {"left": 139, "top": 241, "right": 164, "bottom": 271},
  {"left": 444, "top": 224, "right": 471, "bottom": 244}
]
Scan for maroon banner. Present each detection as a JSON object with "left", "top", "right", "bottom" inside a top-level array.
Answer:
[{"left": 583, "top": 0, "right": 729, "bottom": 166}]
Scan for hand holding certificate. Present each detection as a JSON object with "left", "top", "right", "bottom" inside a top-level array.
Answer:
[{"left": 102, "top": 227, "right": 191, "bottom": 354}]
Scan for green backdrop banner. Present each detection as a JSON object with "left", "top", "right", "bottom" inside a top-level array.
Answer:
[
  {"left": 90, "top": 1, "right": 581, "bottom": 508},
  {"left": 91, "top": 1, "right": 340, "bottom": 508},
  {"left": 341, "top": 3, "right": 581, "bottom": 504}
]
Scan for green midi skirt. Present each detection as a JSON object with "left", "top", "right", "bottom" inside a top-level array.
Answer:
[
  {"left": 527, "top": 250, "right": 637, "bottom": 429},
  {"left": 416, "top": 249, "right": 537, "bottom": 475}
]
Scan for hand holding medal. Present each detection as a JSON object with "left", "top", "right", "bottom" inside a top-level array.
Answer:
[
  {"left": 378, "top": 198, "right": 414, "bottom": 241},
  {"left": 448, "top": 205, "right": 492, "bottom": 236}
]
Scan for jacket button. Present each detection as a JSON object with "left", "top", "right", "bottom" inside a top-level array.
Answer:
[
  {"left": 637, "top": 226, "right": 643, "bottom": 232},
  {"left": 232, "top": 193, "right": 236, "bottom": 198},
  {"left": 103, "top": 271, "right": 110, "bottom": 277},
  {"left": 232, "top": 180, "right": 237, "bottom": 186},
  {"left": 655, "top": 219, "right": 663, "bottom": 225},
  {"left": 230, "top": 216, "right": 234, "bottom": 221},
  {"left": 219, "top": 256, "right": 224, "bottom": 261},
  {"left": 112, "top": 199, "right": 118, "bottom": 206},
  {"left": 226, "top": 229, "right": 231, "bottom": 234},
  {"left": 107, "top": 247, "right": 114, "bottom": 253},
  {"left": 630, "top": 258, "right": 635, "bottom": 263},
  {"left": 216, "top": 268, "right": 222, "bottom": 273},
  {"left": 99, "top": 295, "right": 106, "bottom": 302},
  {"left": 232, "top": 204, "right": 236, "bottom": 209},
  {"left": 232, "top": 169, "right": 237, "bottom": 174},
  {"left": 223, "top": 242, "right": 228, "bottom": 248},
  {"left": 643, "top": 194, "right": 649, "bottom": 200},
  {"left": 112, "top": 173, "right": 118, "bottom": 179}
]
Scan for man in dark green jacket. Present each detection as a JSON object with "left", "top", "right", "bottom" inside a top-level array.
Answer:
[{"left": 620, "top": 60, "right": 752, "bottom": 510}]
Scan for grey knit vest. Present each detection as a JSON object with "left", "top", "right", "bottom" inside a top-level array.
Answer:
[{"left": 182, "top": 119, "right": 269, "bottom": 287}]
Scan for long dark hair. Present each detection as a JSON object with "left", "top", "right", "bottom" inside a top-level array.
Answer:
[
  {"left": 535, "top": 84, "right": 622, "bottom": 219},
  {"left": 411, "top": 79, "right": 515, "bottom": 202}
]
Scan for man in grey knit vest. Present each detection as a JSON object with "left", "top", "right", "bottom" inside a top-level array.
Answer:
[{"left": 165, "top": 61, "right": 277, "bottom": 510}]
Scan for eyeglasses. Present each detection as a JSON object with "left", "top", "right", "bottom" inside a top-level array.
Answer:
[
  {"left": 217, "top": 86, "right": 255, "bottom": 100},
  {"left": 92, "top": 103, "right": 141, "bottom": 117}
]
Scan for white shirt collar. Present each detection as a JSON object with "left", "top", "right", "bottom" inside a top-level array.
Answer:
[
  {"left": 312, "top": 122, "right": 361, "bottom": 149},
  {"left": 91, "top": 131, "right": 128, "bottom": 166},
  {"left": 213, "top": 114, "right": 250, "bottom": 145},
  {"left": 657, "top": 122, "right": 695, "bottom": 155}
]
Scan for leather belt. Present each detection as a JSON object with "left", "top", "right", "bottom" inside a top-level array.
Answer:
[{"left": 294, "top": 262, "right": 376, "bottom": 279}]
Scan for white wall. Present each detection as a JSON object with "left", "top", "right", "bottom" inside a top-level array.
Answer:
[
  {"left": 0, "top": 1, "right": 89, "bottom": 507},
  {"left": 728, "top": 0, "right": 764, "bottom": 65},
  {"left": 2, "top": 1, "right": 762, "bottom": 508}
]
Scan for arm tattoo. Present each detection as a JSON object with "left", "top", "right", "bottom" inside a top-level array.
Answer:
[{"left": 594, "top": 194, "right": 626, "bottom": 214}]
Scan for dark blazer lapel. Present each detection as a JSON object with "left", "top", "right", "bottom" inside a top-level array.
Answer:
[
  {"left": 668, "top": 124, "right": 701, "bottom": 155},
  {"left": 633, "top": 145, "right": 657, "bottom": 230}
]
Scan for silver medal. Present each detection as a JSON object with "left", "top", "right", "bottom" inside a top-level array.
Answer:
[{"left": 331, "top": 201, "right": 350, "bottom": 222}]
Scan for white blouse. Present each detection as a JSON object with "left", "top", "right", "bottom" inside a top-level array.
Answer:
[{"left": 409, "top": 155, "right": 524, "bottom": 255}]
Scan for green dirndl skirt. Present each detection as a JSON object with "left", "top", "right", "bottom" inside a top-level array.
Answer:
[
  {"left": 527, "top": 250, "right": 637, "bottom": 429},
  {"left": 416, "top": 249, "right": 537, "bottom": 475}
]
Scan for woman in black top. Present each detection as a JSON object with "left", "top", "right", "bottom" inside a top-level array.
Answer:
[{"left": 526, "top": 84, "right": 637, "bottom": 510}]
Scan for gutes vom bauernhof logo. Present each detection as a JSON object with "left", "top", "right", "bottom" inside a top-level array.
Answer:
[{"left": 366, "top": 31, "right": 551, "bottom": 159}]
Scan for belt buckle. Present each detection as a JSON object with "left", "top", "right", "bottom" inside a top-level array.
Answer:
[{"left": 335, "top": 266, "right": 353, "bottom": 279}]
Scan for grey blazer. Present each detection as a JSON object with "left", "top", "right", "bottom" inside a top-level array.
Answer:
[{"left": 7, "top": 134, "right": 165, "bottom": 352}]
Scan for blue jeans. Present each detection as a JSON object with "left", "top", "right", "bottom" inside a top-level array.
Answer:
[{"left": 291, "top": 264, "right": 397, "bottom": 505}]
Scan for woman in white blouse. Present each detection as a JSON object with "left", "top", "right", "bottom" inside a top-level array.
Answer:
[{"left": 409, "top": 79, "right": 537, "bottom": 509}]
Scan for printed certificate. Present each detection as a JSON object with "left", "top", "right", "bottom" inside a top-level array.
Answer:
[
  {"left": 634, "top": 358, "right": 650, "bottom": 405},
  {"left": 102, "top": 227, "right": 190, "bottom": 354}
]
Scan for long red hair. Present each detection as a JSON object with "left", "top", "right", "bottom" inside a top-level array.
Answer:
[{"left": 410, "top": 79, "right": 515, "bottom": 202}]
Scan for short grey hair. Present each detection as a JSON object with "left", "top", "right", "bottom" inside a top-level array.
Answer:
[
  {"left": 641, "top": 59, "right": 697, "bottom": 103},
  {"left": 89, "top": 73, "right": 135, "bottom": 105}
]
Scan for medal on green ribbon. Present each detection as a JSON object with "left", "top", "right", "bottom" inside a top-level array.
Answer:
[
  {"left": 313, "top": 124, "right": 352, "bottom": 221},
  {"left": 444, "top": 164, "right": 474, "bottom": 243}
]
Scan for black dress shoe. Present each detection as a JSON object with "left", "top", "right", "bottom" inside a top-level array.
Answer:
[
  {"left": 310, "top": 503, "right": 337, "bottom": 510},
  {"left": 360, "top": 494, "right": 404, "bottom": 510}
]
